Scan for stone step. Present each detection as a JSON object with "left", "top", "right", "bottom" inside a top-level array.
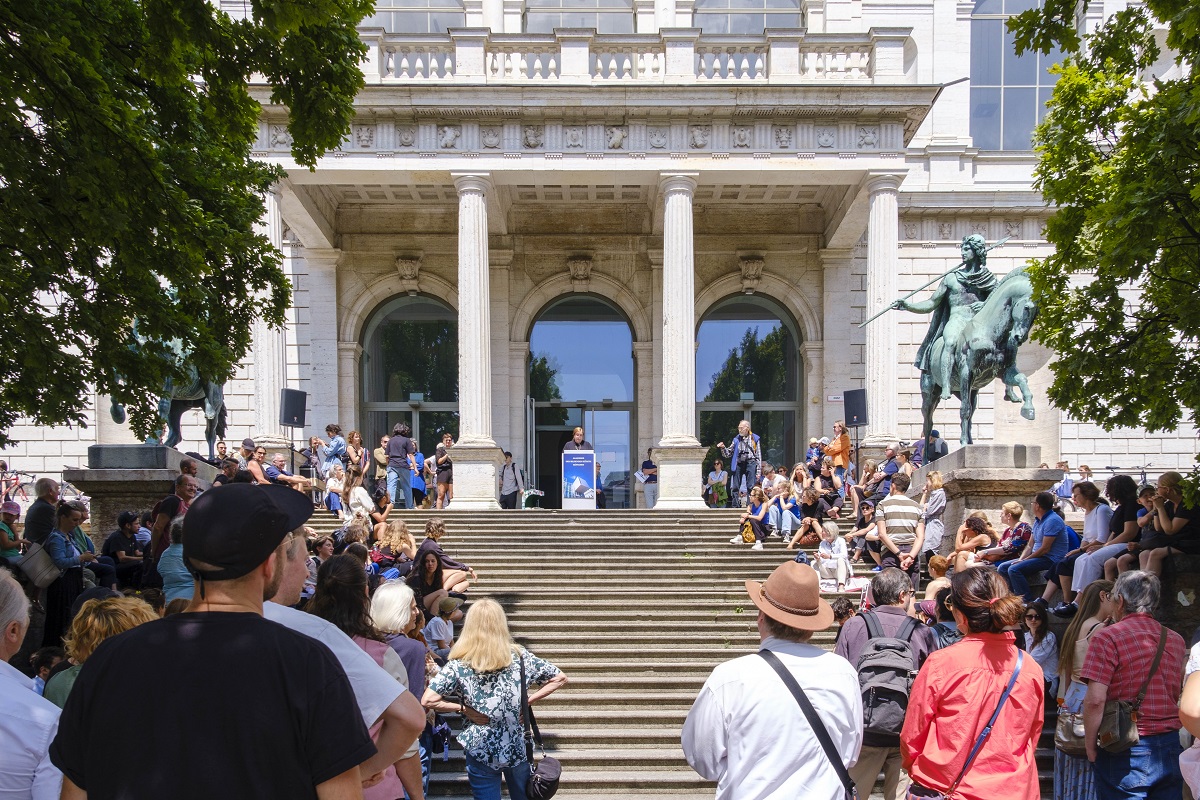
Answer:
[{"left": 428, "top": 769, "right": 713, "bottom": 796}]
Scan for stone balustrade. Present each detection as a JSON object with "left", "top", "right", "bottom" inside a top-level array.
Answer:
[{"left": 360, "top": 27, "right": 913, "bottom": 86}]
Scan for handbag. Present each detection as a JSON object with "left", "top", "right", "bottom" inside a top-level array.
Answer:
[
  {"left": 758, "top": 650, "right": 857, "bottom": 800},
  {"left": 1055, "top": 709, "right": 1088, "bottom": 756},
  {"left": 15, "top": 542, "right": 61, "bottom": 588},
  {"left": 740, "top": 520, "right": 756, "bottom": 543},
  {"left": 1097, "top": 625, "right": 1167, "bottom": 754},
  {"left": 519, "top": 652, "right": 561, "bottom": 800},
  {"left": 905, "top": 651, "right": 1025, "bottom": 800}
]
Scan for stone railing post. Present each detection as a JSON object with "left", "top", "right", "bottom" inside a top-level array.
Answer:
[
  {"left": 450, "top": 29, "right": 489, "bottom": 80},
  {"left": 660, "top": 28, "right": 700, "bottom": 82},
  {"left": 556, "top": 29, "right": 595, "bottom": 82},
  {"left": 869, "top": 27, "right": 911, "bottom": 82}
]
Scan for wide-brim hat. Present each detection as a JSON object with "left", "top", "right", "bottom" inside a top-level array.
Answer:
[{"left": 746, "top": 561, "right": 834, "bottom": 632}]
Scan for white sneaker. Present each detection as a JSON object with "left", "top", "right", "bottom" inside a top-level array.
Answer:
[
  {"left": 751, "top": 541, "right": 764, "bottom": 551},
  {"left": 729, "top": 535, "right": 743, "bottom": 545}
]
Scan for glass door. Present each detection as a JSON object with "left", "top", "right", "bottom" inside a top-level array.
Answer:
[{"left": 531, "top": 404, "right": 632, "bottom": 508}]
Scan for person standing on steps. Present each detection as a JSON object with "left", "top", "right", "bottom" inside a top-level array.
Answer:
[
  {"left": 682, "top": 560, "right": 863, "bottom": 799},
  {"left": 640, "top": 448, "right": 658, "bottom": 509},
  {"left": 387, "top": 424, "right": 417, "bottom": 510},
  {"left": 497, "top": 452, "right": 525, "bottom": 510},
  {"left": 834, "top": 567, "right": 937, "bottom": 800},
  {"left": 716, "top": 420, "right": 760, "bottom": 509}
]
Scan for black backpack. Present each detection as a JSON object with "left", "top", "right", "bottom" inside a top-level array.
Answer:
[{"left": 856, "top": 611, "right": 920, "bottom": 737}]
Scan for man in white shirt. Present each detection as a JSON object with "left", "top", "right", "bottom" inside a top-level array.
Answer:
[
  {"left": 0, "top": 567, "right": 63, "bottom": 800},
  {"left": 682, "top": 561, "right": 863, "bottom": 799},
  {"left": 263, "top": 530, "right": 426, "bottom": 797}
]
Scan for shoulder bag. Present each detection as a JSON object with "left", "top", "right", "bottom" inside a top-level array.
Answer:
[
  {"left": 15, "top": 541, "right": 61, "bottom": 588},
  {"left": 1097, "top": 625, "right": 1167, "bottom": 754},
  {"left": 519, "top": 652, "right": 561, "bottom": 800},
  {"left": 758, "top": 649, "right": 857, "bottom": 800},
  {"left": 906, "top": 651, "right": 1025, "bottom": 800}
]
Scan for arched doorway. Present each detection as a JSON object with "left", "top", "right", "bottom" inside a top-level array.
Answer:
[
  {"left": 359, "top": 294, "right": 459, "bottom": 456},
  {"left": 528, "top": 295, "right": 635, "bottom": 508},
  {"left": 696, "top": 295, "right": 803, "bottom": 489}
]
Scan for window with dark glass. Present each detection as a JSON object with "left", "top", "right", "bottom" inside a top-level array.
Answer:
[
  {"left": 970, "top": 0, "right": 1062, "bottom": 150},
  {"left": 693, "top": 0, "right": 801, "bottom": 35},
  {"left": 363, "top": 0, "right": 466, "bottom": 34}
]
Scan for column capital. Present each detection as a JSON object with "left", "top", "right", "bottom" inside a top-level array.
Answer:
[
  {"left": 452, "top": 173, "right": 493, "bottom": 195},
  {"left": 865, "top": 171, "right": 904, "bottom": 194},
  {"left": 304, "top": 247, "right": 343, "bottom": 266},
  {"left": 658, "top": 173, "right": 698, "bottom": 194}
]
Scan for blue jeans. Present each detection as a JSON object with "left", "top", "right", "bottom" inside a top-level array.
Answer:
[
  {"left": 388, "top": 466, "right": 412, "bottom": 509},
  {"left": 464, "top": 751, "right": 530, "bottom": 800},
  {"left": 768, "top": 505, "right": 801, "bottom": 534},
  {"left": 1092, "top": 730, "right": 1183, "bottom": 800},
  {"left": 834, "top": 466, "right": 847, "bottom": 497},
  {"left": 999, "top": 555, "right": 1055, "bottom": 601}
]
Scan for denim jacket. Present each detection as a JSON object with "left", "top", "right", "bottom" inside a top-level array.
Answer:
[{"left": 45, "top": 528, "right": 83, "bottom": 570}]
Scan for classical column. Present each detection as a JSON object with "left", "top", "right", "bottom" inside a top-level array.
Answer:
[
  {"left": 251, "top": 187, "right": 290, "bottom": 446},
  {"left": 654, "top": 174, "right": 707, "bottom": 510},
  {"left": 304, "top": 248, "right": 342, "bottom": 439},
  {"left": 863, "top": 173, "right": 903, "bottom": 448},
  {"left": 450, "top": 174, "right": 502, "bottom": 509}
]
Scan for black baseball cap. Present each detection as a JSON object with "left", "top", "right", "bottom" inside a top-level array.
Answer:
[{"left": 184, "top": 484, "right": 313, "bottom": 581}]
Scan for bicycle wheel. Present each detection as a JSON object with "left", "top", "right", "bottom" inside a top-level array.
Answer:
[
  {"left": 15, "top": 483, "right": 34, "bottom": 502},
  {"left": 59, "top": 481, "right": 82, "bottom": 500}
]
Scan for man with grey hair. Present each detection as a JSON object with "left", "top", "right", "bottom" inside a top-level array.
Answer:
[
  {"left": 1081, "top": 570, "right": 1186, "bottom": 799},
  {"left": 0, "top": 567, "right": 63, "bottom": 798},
  {"left": 24, "top": 477, "right": 60, "bottom": 545},
  {"left": 834, "top": 567, "right": 936, "bottom": 800}
]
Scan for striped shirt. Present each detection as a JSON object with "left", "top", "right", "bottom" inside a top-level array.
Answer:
[{"left": 877, "top": 494, "right": 922, "bottom": 547}]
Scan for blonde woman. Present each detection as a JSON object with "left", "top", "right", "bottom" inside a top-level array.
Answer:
[
  {"left": 918, "top": 471, "right": 947, "bottom": 556},
  {"left": 423, "top": 599, "right": 567, "bottom": 800},
  {"left": 45, "top": 596, "right": 158, "bottom": 708},
  {"left": 375, "top": 520, "right": 417, "bottom": 577}
]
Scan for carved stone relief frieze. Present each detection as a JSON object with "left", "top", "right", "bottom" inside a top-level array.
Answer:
[
  {"left": 938, "top": 222, "right": 954, "bottom": 240},
  {"left": 648, "top": 127, "right": 669, "bottom": 149},
  {"left": 857, "top": 126, "right": 879, "bottom": 148},
  {"left": 269, "top": 125, "right": 292, "bottom": 148},
  {"left": 395, "top": 255, "right": 422, "bottom": 294},
  {"left": 564, "top": 126, "right": 585, "bottom": 148},
  {"left": 904, "top": 222, "right": 919, "bottom": 240},
  {"left": 815, "top": 128, "right": 836, "bottom": 148},
  {"left": 354, "top": 125, "right": 375, "bottom": 149},
  {"left": 689, "top": 125, "right": 710, "bottom": 149},
  {"left": 397, "top": 125, "right": 417, "bottom": 148},
  {"left": 732, "top": 126, "right": 752, "bottom": 148},
  {"left": 523, "top": 125, "right": 544, "bottom": 149},
  {"left": 773, "top": 126, "right": 793, "bottom": 149},
  {"left": 606, "top": 126, "right": 627, "bottom": 149},
  {"left": 438, "top": 125, "right": 461, "bottom": 149},
  {"left": 567, "top": 255, "right": 593, "bottom": 291},
  {"left": 481, "top": 127, "right": 502, "bottom": 148},
  {"left": 1005, "top": 219, "right": 1022, "bottom": 239}
]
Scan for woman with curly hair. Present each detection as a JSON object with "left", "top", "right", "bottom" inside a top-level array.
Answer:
[
  {"left": 952, "top": 515, "right": 996, "bottom": 573},
  {"left": 374, "top": 520, "right": 417, "bottom": 577},
  {"left": 44, "top": 596, "right": 158, "bottom": 708}
]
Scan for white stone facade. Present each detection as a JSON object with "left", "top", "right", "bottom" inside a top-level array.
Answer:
[{"left": 5, "top": 0, "right": 1194, "bottom": 497}]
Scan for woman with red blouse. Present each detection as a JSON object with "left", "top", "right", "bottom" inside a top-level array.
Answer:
[{"left": 901, "top": 568, "right": 1045, "bottom": 800}]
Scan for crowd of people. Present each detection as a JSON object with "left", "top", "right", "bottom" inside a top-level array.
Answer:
[{"left": 0, "top": 480, "right": 567, "bottom": 800}]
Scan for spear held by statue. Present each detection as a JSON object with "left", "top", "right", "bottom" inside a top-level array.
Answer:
[{"left": 858, "top": 235, "right": 1011, "bottom": 328}]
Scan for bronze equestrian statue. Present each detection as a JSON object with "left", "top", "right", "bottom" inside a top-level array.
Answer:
[{"left": 875, "top": 234, "right": 1038, "bottom": 445}]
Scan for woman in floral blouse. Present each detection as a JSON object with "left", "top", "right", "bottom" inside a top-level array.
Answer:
[{"left": 423, "top": 598, "right": 568, "bottom": 800}]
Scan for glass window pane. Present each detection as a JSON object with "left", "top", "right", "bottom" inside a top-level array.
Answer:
[
  {"left": 1002, "top": 86, "right": 1037, "bottom": 149},
  {"left": 429, "top": 12, "right": 466, "bottom": 30},
  {"left": 596, "top": 12, "right": 635, "bottom": 32},
  {"left": 694, "top": 13, "right": 730, "bottom": 32},
  {"left": 362, "top": 297, "right": 458, "bottom": 403},
  {"left": 696, "top": 297, "right": 799, "bottom": 402},
  {"left": 753, "top": 410, "right": 796, "bottom": 472},
  {"left": 970, "top": 86, "right": 1002, "bottom": 149},
  {"left": 970, "top": 19, "right": 1003, "bottom": 86},
  {"left": 524, "top": 12, "right": 557, "bottom": 32},
  {"left": 727, "top": 12, "right": 766, "bottom": 33},
  {"left": 1004, "top": 0, "right": 1036, "bottom": 12},
  {"left": 417, "top": 412, "right": 458, "bottom": 461},
  {"left": 973, "top": 0, "right": 1002, "bottom": 13},
  {"left": 529, "top": 298, "right": 634, "bottom": 403},
  {"left": 1003, "top": 28, "right": 1038, "bottom": 84},
  {"left": 764, "top": 0, "right": 800, "bottom": 9},
  {"left": 1038, "top": 86, "right": 1054, "bottom": 123}
]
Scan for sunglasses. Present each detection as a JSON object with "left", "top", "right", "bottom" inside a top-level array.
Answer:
[{"left": 1024, "top": 614, "right": 1040, "bottom": 621}]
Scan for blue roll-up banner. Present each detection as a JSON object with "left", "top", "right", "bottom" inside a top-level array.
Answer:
[{"left": 561, "top": 450, "right": 596, "bottom": 510}]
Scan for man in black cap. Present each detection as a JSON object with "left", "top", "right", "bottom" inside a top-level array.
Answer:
[{"left": 50, "top": 484, "right": 379, "bottom": 800}]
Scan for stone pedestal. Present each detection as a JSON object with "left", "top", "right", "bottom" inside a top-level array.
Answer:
[
  {"left": 651, "top": 445, "right": 708, "bottom": 510},
  {"left": 65, "top": 446, "right": 216, "bottom": 550},
  {"left": 444, "top": 443, "right": 503, "bottom": 510},
  {"left": 910, "top": 444, "right": 1056, "bottom": 553}
]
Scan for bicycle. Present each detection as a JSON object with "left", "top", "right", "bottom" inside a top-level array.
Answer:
[
  {"left": 1103, "top": 464, "right": 1153, "bottom": 490},
  {"left": 1, "top": 470, "right": 83, "bottom": 505}
]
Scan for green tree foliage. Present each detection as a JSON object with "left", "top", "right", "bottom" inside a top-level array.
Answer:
[
  {"left": 528, "top": 354, "right": 568, "bottom": 426},
  {"left": 0, "top": 0, "right": 370, "bottom": 443},
  {"left": 379, "top": 322, "right": 458, "bottom": 403},
  {"left": 1007, "top": 1, "right": 1200, "bottom": 434}
]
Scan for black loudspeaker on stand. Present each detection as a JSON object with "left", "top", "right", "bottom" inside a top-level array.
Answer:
[
  {"left": 842, "top": 389, "right": 868, "bottom": 483},
  {"left": 843, "top": 389, "right": 868, "bottom": 428},
  {"left": 279, "top": 389, "right": 307, "bottom": 429}
]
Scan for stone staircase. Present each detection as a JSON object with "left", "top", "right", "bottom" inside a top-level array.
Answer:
[{"left": 304, "top": 507, "right": 1057, "bottom": 798}]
